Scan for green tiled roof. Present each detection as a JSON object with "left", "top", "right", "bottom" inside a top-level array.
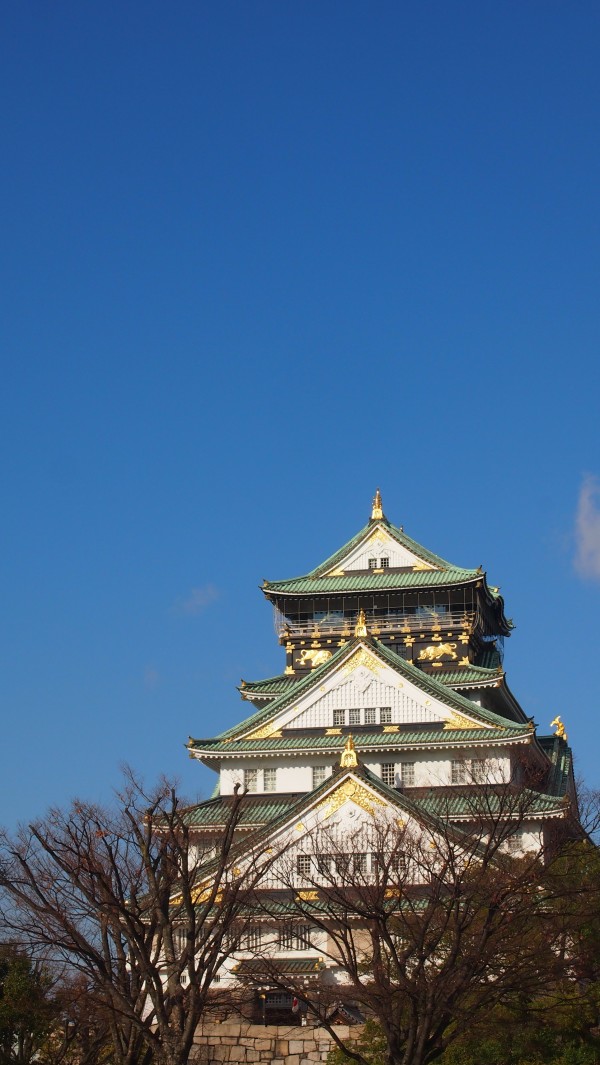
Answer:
[
  {"left": 189, "top": 726, "right": 531, "bottom": 758},
  {"left": 182, "top": 793, "right": 300, "bottom": 828},
  {"left": 235, "top": 957, "right": 324, "bottom": 976},
  {"left": 263, "top": 567, "right": 480, "bottom": 596},
  {"left": 240, "top": 675, "right": 299, "bottom": 697},
  {"left": 209, "top": 637, "right": 529, "bottom": 744},
  {"left": 436, "top": 666, "right": 500, "bottom": 686},
  {"left": 240, "top": 665, "right": 499, "bottom": 701},
  {"left": 417, "top": 786, "right": 567, "bottom": 818}
]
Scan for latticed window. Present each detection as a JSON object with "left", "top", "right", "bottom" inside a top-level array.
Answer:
[
  {"left": 451, "top": 759, "right": 466, "bottom": 785},
  {"left": 471, "top": 758, "right": 486, "bottom": 783},
  {"left": 243, "top": 926, "right": 262, "bottom": 950},
  {"left": 264, "top": 767, "right": 277, "bottom": 792},
  {"left": 244, "top": 769, "right": 258, "bottom": 792},
  {"left": 368, "top": 558, "right": 378, "bottom": 569},
  {"left": 278, "top": 925, "right": 295, "bottom": 950},
  {"left": 296, "top": 854, "right": 312, "bottom": 878},
  {"left": 333, "top": 708, "right": 345, "bottom": 727},
  {"left": 380, "top": 557, "right": 390, "bottom": 568},
  {"left": 381, "top": 762, "right": 396, "bottom": 787},
  {"left": 401, "top": 761, "right": 415, "bottom": 786},
  {"left": 349, "top": 708, "right": 361, "bottom": 726},
  {"left": 353, "top": 852, "right": 367, "bottom": 874},
  {"left": 508, "top": 832, "right": 523, "bottom": 853},
  {"left": 312, "top": 765, "right": 328, "bottom": 788},
  {"left": 317, "top": 853, "right": 332, "bottom": 875},
  {"left": 364, "top": 707, "right": 376, "bottom": 725},
  {"left": 380, "top": 706, "right": 392, "bottom": 724}
]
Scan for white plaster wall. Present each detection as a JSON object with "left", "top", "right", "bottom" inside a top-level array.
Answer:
[{"left": 338, "top": 529, "right": 433, "bottom": 571}]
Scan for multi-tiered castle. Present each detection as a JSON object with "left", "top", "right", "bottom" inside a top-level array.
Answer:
[{"left": 185, "top": 492, "right": 578, "bottom": 1015}]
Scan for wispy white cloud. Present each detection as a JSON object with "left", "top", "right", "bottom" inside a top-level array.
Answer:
[
  {"left": 171, "top": 583, "right": 220, "bottom": 616},
  {"left": 574, "top": 474, "right": 600, "bottom": 581}
]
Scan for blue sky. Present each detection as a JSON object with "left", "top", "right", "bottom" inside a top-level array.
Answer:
[{"left": 1, "top": 3, "right": 599, "bottom": 828}]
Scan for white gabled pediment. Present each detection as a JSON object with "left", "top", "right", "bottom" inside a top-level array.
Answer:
[
  {"left": 243, "top": 643, "right": 488, "bottom": 739},
  {"left": 324, "top": 524, "right": 435, "bottom": 574}
]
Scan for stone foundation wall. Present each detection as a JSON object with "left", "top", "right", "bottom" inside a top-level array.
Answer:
[{"left": 191, "top": 1021, "right": 355, "bottom": 1065}]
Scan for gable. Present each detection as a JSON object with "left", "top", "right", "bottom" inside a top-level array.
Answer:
[
  {"left": 323, "top": 524, "right": 435, "bottom": 574},
  {"left": 244, "top": 643, "right": 491, "bottom": 738}
]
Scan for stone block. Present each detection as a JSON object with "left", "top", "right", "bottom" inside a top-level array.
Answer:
[
  {"left": 289, "top": 1041, "right": 305, "bottom": 1055},
  {"left": 228, "top": 1047, "right": 247, "bottom": 1062},
  {"left": 275, "top": 1041, "right": 289, "bottom": 1057},
  {"left": 287, "top": 1055, "right": 301, "bottom": 1065},
  {"left": 255, "top": 1040, "right": 272, "bottom": 1050}
]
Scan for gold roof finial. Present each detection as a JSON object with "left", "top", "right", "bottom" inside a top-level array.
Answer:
[
  {"left": 550, "top": 715, "right": 567, "bottom": 741},
  {"left": 371, "top": 488, "right": 383, "bottom": 521},
  {"left": 340, "top": 734, "right": 358, "bottom": 768},
  {"left": 354, "top": 609, "right": 368, "bottom": 637}
]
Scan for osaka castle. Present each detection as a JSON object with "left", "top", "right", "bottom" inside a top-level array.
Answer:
[{"left": 185, "top": 491, "right": 578, "bottom": 1012}]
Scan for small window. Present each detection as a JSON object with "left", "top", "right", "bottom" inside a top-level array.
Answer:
[
  {"left": 380, "top": 706, "right": 392, "bottom": 724},
  {"left": 368, "top": 558, "right": 378, "bottom": 569},
  {"left": 244, "top": 769, "right": 258, "bottom": 793},
  {"left": 381, "top": 763, "right": 396, "bottom": 787},
  {"left": 317, "top": 853, "right": 331, "bottom": 875},
  {"left": 507, "top": 832, "right": 523, "bottom": 854},
  {"left": 333, "top": 708, "right": 345, "bottom": 727},
  {"left": 349, "top": 708, "right": 361, "bottom": 726},
  {"left": 296, "top": 854, "right": 312, "bottom": 878},
  {"left": 401, "top": 761, "right": 415, "bottom": 786},
  {"left": 380, "top": 557, "right": 390, "bottom": 568},
  {"left": 364, "top": 707, "right": 376, "bottom": 725},
  {"left": 451, "top": 760, "right": 466, "bottom": 785},
  {"left": 278, "top": 925, "right": 295, "bottom": 951},
  {"left": 264, "top": 768, "right": 277, "bottom": 792},
  {"left": 353, "top": 852, "right": 367, "bottom": 873},
  {"left": 312, "top": 765, "right": 328, "bottom": 788},
  {"left": 334, "top": 854, "right": 350, "bottom": 875},
  {"left": 471, "top": 759, "right": 486, "bottom": 783},
  {"left": 243, "top": 926, "right": 262, "bottom": 950}
]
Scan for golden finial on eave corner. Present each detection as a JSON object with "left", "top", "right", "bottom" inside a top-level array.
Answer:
[
  {"left": 354, "top": 608, "right": 368, "bottom": 637},
  {"left": 371, "top": 488, "right": 383, "bottom": 520},
  {"left": 550, "top": 715, "right": 567, "bottom": 742},
  {"left": 340, "top": 734, "right": 358, "bottom": 768}
]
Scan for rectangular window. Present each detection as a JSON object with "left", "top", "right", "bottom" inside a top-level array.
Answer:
[
  {"left": 368, "top": 558, "right": 378, "bottom": 569},
  {"left": 296, "top": 854, "right": 312, "bottom": 878},
  {"left": 334, "top": 854, "right": 350, "bottom": 875},
  {"left": 333, "top": 708, "right": 345, "bottom": 727},
  {"left": 508, "top": 832, "right": 523, "bottom": 854},
  {"left": 312, "top": 765, "right": 328, "bottom": 788},
  {"left": 243, "top": 926, "right": 262, "bottom": 951},
  {"left": 263, "top": 767, "right": 277, "bottom": 792},
  {"left": 317, "top": 853, "right": 331, "bottom": 875},
  {"left": 349, "top": 708, "right": 361, "bottom": 726},
  {"left": 471, "top": 758, "right": 486, "bottom": 783},
  {"left": 364, "top": 707, "right": 376, "bottom": 725},
  {"left": 381, "top": 762, "right": 396, "bottom": 787},
  {"left": 401, "top": 761, "right": 415, "bottom": 786},
  {"left": 380, "top": 557, "right": 390, "bottom": 568},
  {"left": 451, "top": 760, "right": 466, "bottom": 785},
  {"left": 244, "top": 769, "right": 258, "bottom": 792},
  {"left": 278, "top": 925, "right": 295, "bottom": 951},
  {"left": 380, "top": 706, "right": 392, "bottom": 724},
  {"left": 353, "top": 852, "right": 367, "bottom": 874}
]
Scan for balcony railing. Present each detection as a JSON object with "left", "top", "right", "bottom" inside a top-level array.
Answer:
[{"left": 274, "top": 609, "right": 476, "bottom": 641}]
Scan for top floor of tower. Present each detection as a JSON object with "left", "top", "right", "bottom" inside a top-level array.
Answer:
[{"left": 262, "top": 491, "right": 512, "bottom": 679}]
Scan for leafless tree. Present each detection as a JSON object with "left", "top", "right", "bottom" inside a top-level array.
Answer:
[
  {"left": 0, "top": 774, "right": 267, "bottom": 1065},
  {"left": 254, "top": 771, "right": 584, "bottom": 1065}
]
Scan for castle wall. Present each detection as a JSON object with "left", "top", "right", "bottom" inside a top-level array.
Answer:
[{"left": 191, "top": 1021, "right": 355, "bottom": 1065}]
